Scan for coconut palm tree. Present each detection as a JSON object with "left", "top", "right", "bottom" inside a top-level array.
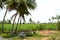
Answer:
[
  {"left": 0, "top": 0, "right": 8, "bottom": 8},
  {"left": 16, "top": 0, "right": 36, "bottom": 32},
  {"left": 0, "top": 0, "right": 8, "bottom": 32},
  {"left": 51, "top": 15, "right": 60, "bottom": 30},
  {"left": 55, "top": 15, "right": 60, "bottom": 21},
  {"left": 10, "top": 0, "right": 37, "bottom": 32},
  {"left": 1, "top": 0, "right": 36, "bottom": 33},
  {"left": 0, "top": 0, "right": 17, "bottom": 32},
  {"left": 2, "top": 0, "right": 16, "bottom": 32},
  {"left": 1, "top": 0, "right": 18, "bottom": 33},
  {"left": 15, "top": 15, "right": 20, "bottom": 33},
  {"left": 2, "top": 8, "right": 8, "bottom": 32},
  {"left": 51, "top": 15, "right": 60, "bottom": 22},
  {"left": 29, "top": 18, "right": 33, "bottom": 24}
]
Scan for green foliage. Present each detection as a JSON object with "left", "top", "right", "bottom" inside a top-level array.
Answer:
[
  {"left": 32, "top": 32, "right": 40, "bottom": 37},
  {"left": 19, "top": 24, "right": 39, "bottom": 31},
  {"left": 0, "top": 23, "right": 58, "bottom": 32},
  {"left": 1, "top": 34, "right": 11, "bottom": 38},
  {"left": 56, "top": 21, "right": 60, "bottom": 30},
  {"left": 47, "top": 23, "right": 57, "bottom": 30},
  {"left": 0, "top": 24, "right": 2, "bottom": 30},
  {"left": 25, "top": 32, "right": 32, "bottom": 37},
  {"left": 37, "top": 24, "right": 45, "bottom": 30},
  {"left": 1, "top": 33, "right": 17, "bottom": 38},
  {"left": 37, "top": 23, "right": 57, "bottom": 30},
  {"left": 25, "top": 32, "right": 40, "bottom": 37}
]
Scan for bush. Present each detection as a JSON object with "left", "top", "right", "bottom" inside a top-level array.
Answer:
[
  {"left": 26, "top": 32, "right": 32, "bottom": 37},
  {"left": 48, "top": 26, "right": 56, "bottom": 30},
  {"left": 56, "top": 21, "right": 60, "bottom": 30},
  {"left": 18, "top": 31, "right": 40, "bottom": 38},
  {"left": 1, "top": 34, "right": 11, "bottom": 38},
  {"left": 26, "top": 31, "right": 40, "bottom": 37},
  {"left": 1, "top": 33, "right": 17, "bottom": 38},
  {"left": 38, "top": 25, "right": 45, "bottom": 30}
]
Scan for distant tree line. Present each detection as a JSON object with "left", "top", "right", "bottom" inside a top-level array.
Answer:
[{"left": 0, "top": 19, "right": 11, "bottom": 24}]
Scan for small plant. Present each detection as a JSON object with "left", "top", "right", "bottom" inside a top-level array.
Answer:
[
  {"left": 38, "top": 25, "right": 45, "bottom": 30},
  {"left": 1, "top": 34, "right": 11, "bottom": 38},
  {"left": 1, "top": 33, "right": 17, "bottom": 38},
  {"left": 26, "top": 32, "right": 32, "bottom": 37},
  {"left": 56, "top": 21, "right": 60, "bottom": 30}
]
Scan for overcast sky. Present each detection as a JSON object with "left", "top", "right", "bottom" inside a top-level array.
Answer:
[{"left": 0, "top": 0, "right": 60, "bottom": 23}]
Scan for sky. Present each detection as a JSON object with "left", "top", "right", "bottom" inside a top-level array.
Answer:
[{"left": 0, "top": 0, "right": 60, "bottom": 23}]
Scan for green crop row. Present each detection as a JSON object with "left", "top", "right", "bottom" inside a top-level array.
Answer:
[{"left": 0, "top": 23, "right": 58, "bottom": 32}]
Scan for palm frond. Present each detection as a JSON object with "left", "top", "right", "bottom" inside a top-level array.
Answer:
[
  {"left": 11, "top": 13, "right": 17, "bottom": 20},
  {"left": 26, "top": 0, "right": 36, "bottom": 9},
  {"left": 7, "top": 0, "right": 17, "bottom": 11},
  {"left": 0, "top": 0, "right": 3, "bottom": 8},
  {"left": 21, "top": 15, "right": 25, "bottom": 22}
]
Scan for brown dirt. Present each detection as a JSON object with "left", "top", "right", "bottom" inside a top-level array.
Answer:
[
  {"left": 41, "top": 37, "right": 50, "bottom": 40},
  {"left": 36, "top": 30, "right": 58, "bottom": 35},
  {"left": 24, "top": 37, "right": 40, "bottom": 40},
  {"left": 24, "top": 30, "right": 59, "bottom": 40},
  {"left": 24, "top": 37, "right": 50, "bottom": 40}
]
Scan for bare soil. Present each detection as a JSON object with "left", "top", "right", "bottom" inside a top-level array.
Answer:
[{"left": 23, "top": 30, "right": 59, "bottom": 40}]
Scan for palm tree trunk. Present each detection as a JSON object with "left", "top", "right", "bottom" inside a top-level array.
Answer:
[
  {"left": 12, "top": 11, "right": 18, "bottom": 33},
  {"left": 15, "top": 15, "right": 20, "bottom": 33},
  {"left": 2, "top": 8, "right": 7, "bottom": 32},
  {"left": 19, "top": 17, "right": 21, "bottom": 28},
  {"left": 20, "top": 18, "right": 21, "bottom": 25}
]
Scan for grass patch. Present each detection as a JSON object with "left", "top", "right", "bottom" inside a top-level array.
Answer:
[{"left": 1, "top": 33, "right": 17, "bottom": 38}]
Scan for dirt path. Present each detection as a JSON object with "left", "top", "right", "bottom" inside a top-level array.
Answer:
[
  {"left": 41, "top": 37, "right": 50, "bottom": 40},
  {"left": 23, "top": 37, "right": 41, "bottom": 40}
]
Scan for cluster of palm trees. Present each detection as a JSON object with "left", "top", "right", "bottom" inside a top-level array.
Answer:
[
  {"left": 0, "top": 0, "right": 37, "bottom": 33},
  {"left": 48, "top": 15, "right": 60, "bottom": 30},
  {"left": 49, "top": 15, "right": 60, "bottom": 22}
]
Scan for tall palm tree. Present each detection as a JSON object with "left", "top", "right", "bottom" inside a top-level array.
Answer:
[
  {"left": 15, "top": 15, "right": 20, "bottom": 33},
  {"left": 2, "top": 8, "right": 8, "bottom": 32},
  {"left": 1, "top": 0, "right": 16, "bottom": 32},
  {"left": 12, "top": 12, "right": 18, "bottom": 33},
  {"left": 16, "top": 0, "right": 36, "bottom": 32},
  {"left": 7, "top": 0, "right": 36, "bottom": 33},
  {"left": 29, "top": 18, "right": 33, "bottom": 23},
  {"left": 51, "top": 15, "right": 60, "bottom": 22},
  {"left": 0, "top": 0, "right": 8, "bottom": 32},
  {"left": 4, "top": 0, "right": 18, "bottom": 33}
]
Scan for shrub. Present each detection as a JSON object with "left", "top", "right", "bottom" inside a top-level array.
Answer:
[
  {"left": 38, "top": 25, "right": 45, "bottom": 30},
  {"left": 26, "top": 32, "right": 33, "bottom": 37},
  {"left": 26, "top": 31, "right": 40, "bottom": 37},
  {"left": 18, "top": 31, "right": 40, "bottom": 38},
  {"left": 1, "top": 34, "right": 11, "bottom": 38},
  {"left": 1, "top": 33, "right": 17, "bottom": 38},
  {"left": 18, "top": 31, "right": 35, "bottom": 39},
  {"left": 56, "top": 21, "right": 60, "bottom": 30}
]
